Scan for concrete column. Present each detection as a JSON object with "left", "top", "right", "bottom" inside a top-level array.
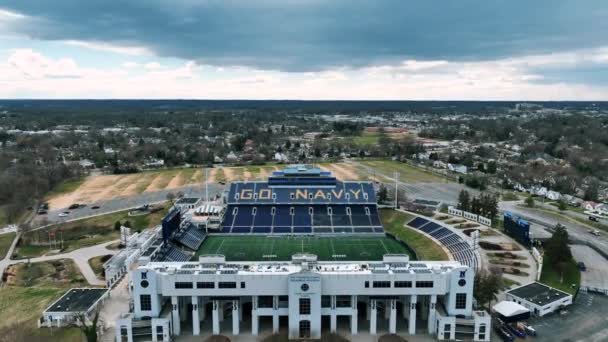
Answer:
[
  {"left": 370, "top": 300, "right": 377, "bottom": 335},
  {"left": 192, "top": 296, "right": 200, "bottom": 336},
  {"left": 171, "top": 296, "right": 180, "bottom": 336},
  {"left": 252, "top": 296, "right": 259, "bottom": 336},
  {"left": 212, "top": 300, "right": 220, "bottom": 335},
  {"left": 408, "top": 295, "right": 417, "bottom": 335},
  {"left": 351, "top": 295, "right": 358, "bottom": 335},
  {"left": 272, "top": 296, "right": 279, "bottom": 333},
  {"left": 428, "top": 295, "right": 437, "bottom": 335},
  {"left": 330, "top": 295, "right": 337, "bottom": 333},
  {"left": 232, "top": 300, "right": 240, "bottom": 335},
  {"left": 273, "top": 313, "right": 279, "bottom": 333},
  {"left": 389, "top": 299, "right": 397, "bottom": 334}
]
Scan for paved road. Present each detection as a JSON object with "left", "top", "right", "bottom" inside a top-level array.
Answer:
[
  {"left": 571, "top": 245, "right": 608, "bottom": 292},
  {"left": 500, "top": 201, "right": 608, "bottom": 255},
  {"left": 34, "top": 183, "right": 224, "bottom": 226},
  {"left": 1, "top": 239, "right": 118, "bottom": 286},
  {"left": 350, "top": 161, "right": 477, "bottom": 205}
]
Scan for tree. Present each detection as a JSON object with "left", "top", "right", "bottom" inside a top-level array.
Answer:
[
  {"left": 166, "top": 192, "right": 176, "bottom": 203},
  {"left": 473, "top": 269, "right": 503, "bottom": 309},
  {"left": 525, "top": 195, "right": 535, "bottom": 208},
  {"left": 75, "top": 310, "right": 102, "bottom": 342},
  {"left": 545, "top": 224, "right": 572, "bottom": 263},
  {"left": 584, "top": 180, "right": 599, "bottom": 201},
  {"left": 123, "top": 220, "right": 132, "bottom": 228},
  {"left": 114, "top": 221, "right": 121, "bottom": 231},
  {"left": 557, "top": 199, "right": 567, "bottom": 211},
  {"left": 377, "top": 184, "right": 388, "bottom": 203},
  {"left": 458, "top": 190, "right": 471, "bottom": 211}
]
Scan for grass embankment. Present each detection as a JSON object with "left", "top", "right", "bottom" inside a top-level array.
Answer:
[
  {"left": 0, "top": 260, "right": 90, "bottom": 342},
  {"left": 14, "top": 206, "right": 169, "bottom": 259},
  {"left": 0, "top": 232, "right": 16, "bottom": 259},
  {"left": 539, "top": 255, "right": 581, "bottom": 295},
  {"left": 358, "top": 159, "right": 447, "bottom": 183},
  {"left": 380, "top": 209, "right": 449, "bottom": 261},
  {"left": 43, "top": 177, "right": 87, "bottom": 199},
  {"left": 88, "top": 254, "right": 112, "bottom": 280}
]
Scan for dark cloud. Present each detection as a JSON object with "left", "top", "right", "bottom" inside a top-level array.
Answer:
[{"left": 2, "top": 0, "right": 608, "bottom": 71}]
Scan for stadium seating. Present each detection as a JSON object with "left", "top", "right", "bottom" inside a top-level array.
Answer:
[
  {"left": 231, "top": 227, "right": 252, "bottom": 234},
  {"left": 273, "top": 226, "right": 292, "bottom": 233},
  {"left": 407, "top": 217, "right": 430, "bottom": 228},
  {"left": 173, "top": 223, "right": 207, "bottom": 250},
  {"left": 155, "top": 243, "right": 191, "bottom": 262},
  {"left": 251, "top": 226, "right": 272, "bottom": 233},
  {"left": 407, "top": 216, "right": 479, "bottom": 270},
  {"left": 219, "top": 174, "right": 383, "bottom": 235}
]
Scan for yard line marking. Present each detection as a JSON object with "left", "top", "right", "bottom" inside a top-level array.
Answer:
[
  {"left": 216, "top": 238, "right": 226, "bottom": 254},
  {"left": 380, "top": 239, "right": 389, "bottom": 254}
]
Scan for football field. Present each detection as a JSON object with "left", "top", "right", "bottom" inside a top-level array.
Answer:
[{"left": 194, "top": 235, "right": 414, "bottom": 261}]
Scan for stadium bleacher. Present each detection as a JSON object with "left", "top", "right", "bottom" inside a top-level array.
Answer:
[
  {"left": 173, "top": 223, "right": 207, "bottom": 250},
  {"left": 406, "top": 217, "right": 478, "bottom": 270},
  {"left": 219, "top": 166, "right": 383, "bottom": 235},
  {"left": 154, "top": 242, "right": 192, "bottom": 262}
]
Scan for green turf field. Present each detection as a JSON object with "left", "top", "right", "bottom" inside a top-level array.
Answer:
[{"left": 194, "top": 235, "right": 414, "bottom": 262}]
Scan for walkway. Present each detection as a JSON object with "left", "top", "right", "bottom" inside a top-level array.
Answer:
[{"left": 1, "top": 238, "right": 119, "bottom": 286}]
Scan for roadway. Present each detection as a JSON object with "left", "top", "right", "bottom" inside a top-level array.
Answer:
[
  {"left": 350, "top": 160, "right": 477, "bottom": 205},
  {"left": 35, "top": 183, "right": 224, "bottom": 227},
  {"left": 499, "top": 201, "right": 608, "bottom": 256}
]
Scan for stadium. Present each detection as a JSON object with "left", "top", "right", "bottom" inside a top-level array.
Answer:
[{"left": 115, "top": 165, "right": 489, "bottom": 341}]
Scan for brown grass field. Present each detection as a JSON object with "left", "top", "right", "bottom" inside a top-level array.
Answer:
[{"left": 47, "top": 163, "right": 371, "bottom": 209}]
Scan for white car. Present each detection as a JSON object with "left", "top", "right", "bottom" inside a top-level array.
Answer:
[{"left": 58, "top": 211, "right": 70, "bottom": 217}]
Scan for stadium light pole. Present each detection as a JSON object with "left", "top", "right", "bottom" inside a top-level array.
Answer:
[
  {"left": 394, "top": 172, "right": 400, "bottom": 209},
  {"left": 205, "top": 167, "right": 209, "bottom": 203}
]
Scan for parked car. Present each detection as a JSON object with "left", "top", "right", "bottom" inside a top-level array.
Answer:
[
  {"left": 58, "top": 211, "right": 70, "bottom": 217},
  {"left": 91, "top": 205, "right": 100, "bottom": 210},
  {"left": 520, "top": 322, "right": 536, "bottom": 336},
  {"left": 68, "top": 203, "right": 80, "bottom": 209},
  {"left": 589, "top": 229, "right": 600, "bottom": 236},
  {"left": 577, "top": 262, "right": 587, "bottom": 271}
]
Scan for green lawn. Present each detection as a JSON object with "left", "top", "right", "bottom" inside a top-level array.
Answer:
[
  {"left": 380, "top": 209, "right": 449, "bottom": 261},
  {"left": 0, "top": 206, "right": 8, "bottom": 226},
  {"left": 88, "top": 254, "right": 112, "bottom": 280},
  {"left": 539, "top": 255, "right": 580, "bottom": 295},
  {"left": 0, "top": 284, "right": 84, "bottom": 341},
  {"left": 195, "top": 235, "right": 413, "bottom": 261},
  {"left": 0, "top": 232, "right": 16, "bottom": 259},
  {"left": 358, "top": 159, "right": 448, "bottom": 183},
  {"left": 14, "top": 206, "right": 169, "bottom": 259}
]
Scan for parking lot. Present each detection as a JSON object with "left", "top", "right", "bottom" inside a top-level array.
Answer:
[
  {"left": 528, "top": 292, "right": 608, "bottom": 341},
  {"left": 571, "top": 245, "right": 608, "bottom": 293}
]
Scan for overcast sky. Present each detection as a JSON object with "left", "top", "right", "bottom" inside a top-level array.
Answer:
[{"left": 1, "top": 0, "right": 608, "bottom": 100}]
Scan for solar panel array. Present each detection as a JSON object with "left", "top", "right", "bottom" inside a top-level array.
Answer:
[{"left": 407, "top": 217, "right": 478, "bottom": 269}]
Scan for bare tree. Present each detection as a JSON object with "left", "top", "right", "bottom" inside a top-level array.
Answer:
[{"left": 74, "top": 310, "right": 103, "bottom": 342}]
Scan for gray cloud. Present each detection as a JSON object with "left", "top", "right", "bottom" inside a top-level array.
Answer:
[{"left": 1, "top": 0, "right": 608, "bottom": 72}]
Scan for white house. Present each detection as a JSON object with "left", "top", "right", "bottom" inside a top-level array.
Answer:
[{"left": 545, "top": 191, "right": 561, "bottom": 201}]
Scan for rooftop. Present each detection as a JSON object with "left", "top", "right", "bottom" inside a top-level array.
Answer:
[
  {"left": 45, "top": 288, "right": 108, "bottom": 313},
  {"left": 507, "top": 282, "right": 572, "bottom": 307},
  {"left": 141, "top": 254, "right": 464, "bottom": 276},
  {"left": 176, "top": 197, "right": 200, "bottom": 204}
]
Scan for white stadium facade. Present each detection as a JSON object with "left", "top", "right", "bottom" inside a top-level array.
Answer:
[{"left": 114, "top": 165, "right": 490, "bottom": 341}]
